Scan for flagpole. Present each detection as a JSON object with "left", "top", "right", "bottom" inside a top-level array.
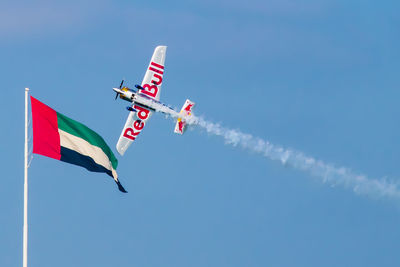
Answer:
[{"left": 23, "top": 88, "right": 29, "bottom": 267}]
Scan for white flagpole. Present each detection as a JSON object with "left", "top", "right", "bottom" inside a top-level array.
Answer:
[{"left": 23, "top": 88, "right": 29, "bottom": 267}]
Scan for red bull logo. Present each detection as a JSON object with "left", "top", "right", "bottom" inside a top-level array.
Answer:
[
  {"left": 122, "top": 105, "right": 151, "bottom": 141},
  {"left": 178, "top": 119, "right": 185, "bottom": 133},
  {"left": 140, "top": 62, "right": 164, "bottom": 99},
  {"left": 122, "top": 61, "right": 164, "bottom": 141},
  {"left": 184, "top": 103, "right": 193, "bottom": 113}
]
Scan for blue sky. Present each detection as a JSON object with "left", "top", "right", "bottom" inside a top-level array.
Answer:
[{"left": 1, "top": 0, "right": 400, "bottom": 266}]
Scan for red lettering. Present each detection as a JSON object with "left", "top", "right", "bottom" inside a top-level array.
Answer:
[
  {"left": 151, "top": 73, "right": 163, "bottom": 85},
  {"left": 123, "top": 128, "right": 137, "bottom": 140},
  {"left": 151, "top": 61, "right": 164, "bottom": 70},
  {"left": 149, "top": 66, "right": 163, "bottom": 74},
  {"left": 133, "top": 120, "right": 144, "bottom": 131},
  {"left": 134, "top": 105, "right": 150, "bottom": 120},
  {"left": 141, "top": 84, "right": 158, "bottom": 98}
]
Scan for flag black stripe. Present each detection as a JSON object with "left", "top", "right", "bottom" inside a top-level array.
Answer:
[{"left": 60, "top": 146, "right": 113, "bottom": 178}]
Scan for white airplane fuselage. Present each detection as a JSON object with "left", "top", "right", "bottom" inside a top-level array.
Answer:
[{"left": 113, "top": 87, "right": 176, "bottom": 115}]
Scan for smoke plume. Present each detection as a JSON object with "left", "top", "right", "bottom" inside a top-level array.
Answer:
[{"left": 177, "top": 113, "right": 400, "bottom": 200}]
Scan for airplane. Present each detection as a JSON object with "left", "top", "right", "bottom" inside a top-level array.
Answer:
[{"left": 113, "top": 46, "right": 195, "bottom": 156}]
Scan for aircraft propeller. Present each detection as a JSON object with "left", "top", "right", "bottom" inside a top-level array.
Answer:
[{"left": 115, "top": 80, "right": 124, "bottom": 100}]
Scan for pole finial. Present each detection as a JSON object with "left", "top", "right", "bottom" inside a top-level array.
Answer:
[{"left": 25, "top": 88, "right": 29, "bottom": 92}]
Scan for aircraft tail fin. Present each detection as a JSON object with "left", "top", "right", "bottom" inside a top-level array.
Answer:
[{"left": 174, "top": 99, "right": 195, "bottom": 135}]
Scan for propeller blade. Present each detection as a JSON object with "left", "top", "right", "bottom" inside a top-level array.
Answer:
[
  {"left": 115, "top": 92, "right": 119, "bottom": 100},
  {"left": 119, "top": 80, "right": 124, "bottom": 89}
]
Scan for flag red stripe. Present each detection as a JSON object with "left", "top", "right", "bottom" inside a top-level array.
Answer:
[{"left": 31, "top": 96, "right": 61, "bottom": 160}]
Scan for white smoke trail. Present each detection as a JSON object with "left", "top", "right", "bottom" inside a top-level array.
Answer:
[{"left": 175, "top": 113, "right": 400, "bottom": 200}]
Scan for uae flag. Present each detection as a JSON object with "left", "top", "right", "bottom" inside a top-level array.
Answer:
[{"left": 30, "top": 96, "right": 127, "bottom": 192}]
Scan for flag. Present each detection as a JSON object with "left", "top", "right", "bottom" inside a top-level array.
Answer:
[{"left": 30, "top": 96, "right": 127, "bottom": 192}]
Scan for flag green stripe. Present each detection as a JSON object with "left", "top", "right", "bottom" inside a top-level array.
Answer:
[{"left": 57, "top": 112, "right": 118, "bottom": 169}]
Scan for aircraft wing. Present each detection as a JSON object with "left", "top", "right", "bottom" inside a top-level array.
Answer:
[
  {"left": 116, "top": 106, "right": 153, "bottom": 155},
  {"left": 116, "top": 46, "right": 167, "bottom": 156},
  {"left": 138, "top": 46, "right": 167, "bottom": 101}
]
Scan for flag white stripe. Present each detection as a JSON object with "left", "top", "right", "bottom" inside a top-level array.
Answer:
[{"left": 59, "top": 129, "right": 117, "bottom": 178}]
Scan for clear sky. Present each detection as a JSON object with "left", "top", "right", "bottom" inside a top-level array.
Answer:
[{"left": 1, "top": 0, "right": 400, "bottom": 266}]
